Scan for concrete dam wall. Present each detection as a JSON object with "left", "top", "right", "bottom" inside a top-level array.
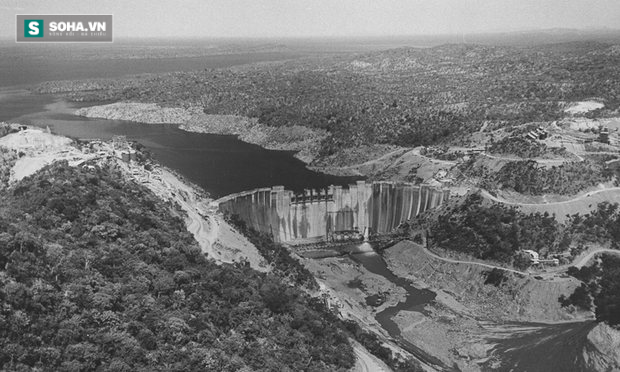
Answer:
[{"left": 216, "top": 181, "right": 450, "bottom": 243}]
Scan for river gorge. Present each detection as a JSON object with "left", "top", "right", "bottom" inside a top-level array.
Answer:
[{"left": 1, "top": 88, "right": 612, "bottom": 372}]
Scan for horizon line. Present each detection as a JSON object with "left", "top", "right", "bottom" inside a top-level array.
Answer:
[{"left": 1, "top": 27, "right": 620, "bottom": 42}]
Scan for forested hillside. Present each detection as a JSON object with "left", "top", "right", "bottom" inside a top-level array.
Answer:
[
  {"left": 0, "top": 162, "right": 355, "bottom": 371},
  {"left": 487, "top": 136, "right": 567, "bottom": 159},
  {"left": 567, "top": 202, "right": 620, "bottom": 245},
  {"left": 37, "top": 42, "right": 620, "bottom": 161},
  {"left": 486, "top": 160, "right": 611, "bottom": 195},
  {"left": 0, "top": 147, "right": 18, "bottom": 188},
  {"left": 421, "top": 194, "right": 620, "bottom": 326},
  {"left": 426, "top": 193, "right": 563, "bottom": 266},
  {"left": 561, "top": 255, "right": 620, "bottom": 326}
]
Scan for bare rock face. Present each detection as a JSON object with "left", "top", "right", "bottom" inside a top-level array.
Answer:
[
  {"left": 75, "top": 102, "right": 193, "bottom": 124},
  {"left": 583, "top": 323, "right": 620, "bottom": 372}
]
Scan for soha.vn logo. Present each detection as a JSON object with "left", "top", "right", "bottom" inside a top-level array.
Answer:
[
  {"left": 17, "top": 15, "right": 113, "bottom": 43},
  {"left": 24, "top": 20, "right": 44, "bottom": 37}
]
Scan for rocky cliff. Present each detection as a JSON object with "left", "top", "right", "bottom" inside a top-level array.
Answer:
[{"left": 583, "top": 323, "right": 620, "bottom": 371}]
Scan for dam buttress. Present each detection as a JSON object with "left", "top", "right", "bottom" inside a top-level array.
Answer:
[{"left": 216, "top": 181, "right": 450, "bottom": 243}]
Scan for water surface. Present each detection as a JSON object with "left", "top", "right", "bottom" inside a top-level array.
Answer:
[
  {"left": 348, "top": 243, "right": 596, "bottom": 372},
  {"left": 2, "top": 91, "right": 360, "bottom": 198},
  {"left": 346, "top": 245, "right": 447, "bottom": 369}
]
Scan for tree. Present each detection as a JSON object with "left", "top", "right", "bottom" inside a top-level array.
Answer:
[{"left": 513, "top": 252, "right": 532, "bottom": 271}]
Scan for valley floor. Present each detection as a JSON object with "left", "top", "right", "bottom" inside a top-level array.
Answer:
[
  {"left": 303, "top": 238, "right": 598, "bottom": 371},
  {"left": 7, "top": 98, "right": 620, "bottom": 370}
]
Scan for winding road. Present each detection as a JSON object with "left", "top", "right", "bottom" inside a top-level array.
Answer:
[
  {"left": 418, "top": 244, "right": 527, "bottom": 275},
  {"left": 574, "top": 249, "right": 620, "bottom": 268},
  {"left": 417, "top": 242, "right": 620, "bottom": 276},
  {"left": 481, "top": 151, "right": 584, "bottom": 164},
  {"left": 480, "top": 187, "right": 620, "bottom": 206}
]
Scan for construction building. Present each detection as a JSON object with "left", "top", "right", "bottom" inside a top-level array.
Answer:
[
  {"left": 599, "top": 127, "right": 610, "bottom": 144},
  {"left": 525, "top": 127, "right": 548, "bottom": 141}
]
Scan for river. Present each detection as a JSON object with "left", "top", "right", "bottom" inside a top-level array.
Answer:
[
  {"left": 348, "top": 247, "right": 453, "bottom": 370},
  {"left": 1, "top": 89, "right": 601, "bottom": 372},
  {"left": 0, "top": 48, "right": 601, "bottom": 370},
  {"left": 343, "top": 243, "right": 597, "bottom": 372},
  {"left": 0, "top": 87, "right": 455, "bottom": 366}
]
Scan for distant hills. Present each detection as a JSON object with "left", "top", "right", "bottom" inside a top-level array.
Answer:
[{"left": 38, "top": 40, "right": 620, "bottom": 168}]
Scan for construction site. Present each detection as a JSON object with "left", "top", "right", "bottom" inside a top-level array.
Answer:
[
  {"left": 0, "top": 126, "right": 270, "bottom": 272},
  {"left": 3, "top": 99, "right": 620, "bottom": 371}
]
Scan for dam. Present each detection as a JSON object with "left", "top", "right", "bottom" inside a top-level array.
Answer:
[{"left": 216, "top": 181, "right": 450, "bottom": 243}]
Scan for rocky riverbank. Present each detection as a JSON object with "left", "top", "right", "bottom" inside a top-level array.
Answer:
[
  {"left": 384, "top": 241, "right": 585, "bottom": 323},
  {"left": 75, "top": 102, "right": 327, "bottom": 163},
  {"left": 376, "top": 240, "right": 600, "bottom": 371},
  {"left": 583, "top": 323, "right": 620, "bottom": 371}
]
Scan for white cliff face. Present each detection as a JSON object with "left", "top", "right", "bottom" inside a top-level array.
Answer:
[
  {"left": 583, "top": 323, "right": 620, "bottom": 372},
  {"left": 75, "top": 102, "right": 193, "bottom": 124}
]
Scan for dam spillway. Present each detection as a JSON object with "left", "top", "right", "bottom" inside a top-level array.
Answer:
[{"left": 216, "top": 181, "right": 450, "bottom": 243}]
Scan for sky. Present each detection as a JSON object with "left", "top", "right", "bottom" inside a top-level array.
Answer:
[{"left": 1, "top": 0, "right": 620, "bottom": 39}]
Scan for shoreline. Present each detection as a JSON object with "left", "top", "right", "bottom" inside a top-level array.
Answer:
[
  {"left": 384, "top": 241, "right": 588, "bottom": 324},
  {"left": 4, "top": 122, "right": 615, "bottom": 371},
  {"left": 74, "top": 101, "right": 328, "bottom": 164},
  {"left": 0, "top": 125, "right": 270, "bottom": 271},
  {"left": 0, "top": 123, "right": 442, "bottom": 368},
  {"left": 374, "top": 240, "right": 600, "bottom": 370}
]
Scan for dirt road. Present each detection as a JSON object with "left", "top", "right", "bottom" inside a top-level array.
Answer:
[
  {"left": 481, "top": 151, "right": 583, "bottom": 164},
  {"left": 480, "top": 187, "right": 620, "bottom": 207},
  {"left": 420, "top": 245, "right": 527, "bottom": 275},
  {"left": 351, "top": 341, "right": 391, "bottom": 372},
  {"left": 574, "top": 249, "right": 620, "bottom": 268},
  {"left": 479, "top": 187, "right": 620, "bottom": 223}
]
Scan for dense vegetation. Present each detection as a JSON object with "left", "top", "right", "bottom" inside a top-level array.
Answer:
[
  {"left": 424, "top": 194, "right": 620, "bottom": 263},
  {"left": 37, "top": 42, "right": 620, "bottom": 161},
  {"left": 419, "top": 146, "right": 464, "bottom": 161},
  {"left": 487, "top": 136, "right": 566, "bottom": 159},
  {"left": 227, "top": 216, "right": 425, "bottom": 371},
  {"left": 0, "top": 148, "right": 18, "bottom": 188},
  {"left": 428, "top": 193, "right": 563, "bottom": 265},
  {"left": 0, "top": 162, "right": 357, "bottom": 371},
  {"left": 427, "top": 196, "right": 620, "bottom": 326},
  {"left": 484, "top": 160, "right": 611, "bottom": 195},
  {"left": 483, "top": 268, "right": 509, "bottom": 287},
  {"left": 561, "top": 255, "right": 620, "bottom": 326},
  {"left": 566, "top": 202, "right": 620, "bottom": 246},
  {"left": 413, "top": 191, "right": 620, "bottom": 326},
  {"left": 226, "top": 214, "right": 317, "bottom": 289},
  {"left": 594, "top": 255, "right": 620, "bottom": 326},
  {"left": 0, "top": 123, "right": 21, "bottom": 187},
  {"left": 0, "top": 123, "right": 20, "bottom": 138}
]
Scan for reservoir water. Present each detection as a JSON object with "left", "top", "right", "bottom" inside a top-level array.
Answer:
[
  {"left": 1, "top": 41, "right": 361, "bottom": 197},
  {"left": 0, "top": 41, "right": 302, "bottom": 88},
  {"left": 1, "top": 91, "right": 599, "bottom": 371},
  {"left": 0, "top": 87, "right": 452, "bottom": 367},
  {"left": 0, "top": 43, "right": 601, "bottom": 371},
  {"left": 1, "top": 91, "right": 360, "bottom": 198}
]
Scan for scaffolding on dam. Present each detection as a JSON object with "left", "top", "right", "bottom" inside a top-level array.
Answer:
[{"left": 215, "top": 180, "right": 450, "bottom": 244}]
